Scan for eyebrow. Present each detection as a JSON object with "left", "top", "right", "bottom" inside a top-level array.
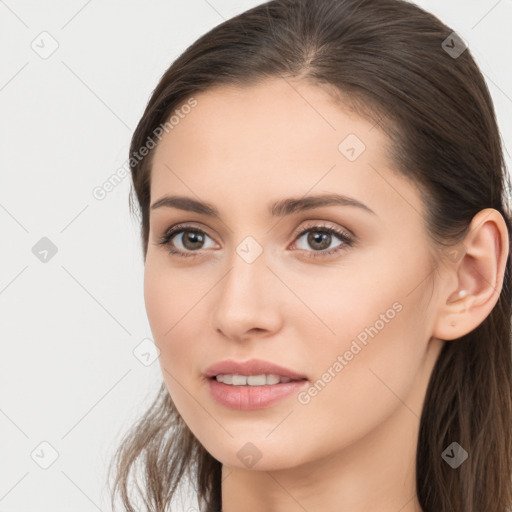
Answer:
[{"left": 150, "top": 193, "right": 376, "bottom": 217}]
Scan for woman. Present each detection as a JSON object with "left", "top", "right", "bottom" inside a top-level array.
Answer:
[{"left": 108, "top": 0, "right": 512, "bottom": 510}]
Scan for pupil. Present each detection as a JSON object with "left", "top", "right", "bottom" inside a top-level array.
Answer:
[
  {"left": 184, "top": 232, "right": 203, "bottom": 249},
  {"left": 309, "top": 231, "right": 330, "bottom": 250}
]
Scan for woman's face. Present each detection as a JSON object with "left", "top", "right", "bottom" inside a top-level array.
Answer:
[{"left": 144, "top": 78, "right": 445, "bottom": 471}]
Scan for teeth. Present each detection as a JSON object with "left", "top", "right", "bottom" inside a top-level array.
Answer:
[{"left": 215, "top": 374, "right": 293, "bottom": 386}]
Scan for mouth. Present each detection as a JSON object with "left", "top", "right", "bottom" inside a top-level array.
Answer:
[
  {"left": 203, "top": 358, "right": 308, "bottom": 384},
  {"left": 206, "top": 372, "right": 309, "bottom": 410},
  {"left": 209, "top": 374, "right": 308, "bottom": 386}
]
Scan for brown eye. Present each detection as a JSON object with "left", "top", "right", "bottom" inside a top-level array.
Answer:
[
  {"left": 180, "top": 230, "right": 206, "bottom": 250},
  {"left": 158, "top": 226, "right": 216, "bottom": 258},
  {"left": 292, "top": 225, "right": 354, "bottom": 258},
  {"left": 305, "top": 231, "right": 333, "bottom": 251}
]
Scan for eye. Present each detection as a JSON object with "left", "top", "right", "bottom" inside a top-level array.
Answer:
[
  {"left": 291, "top": 224, "right": 354, "bottom": 258},
  {"left": 157, "top": 222, "right": 355, "bottom": 259},
  {"left": 157, "top": 225, "right": 217, "bottom": 258}
]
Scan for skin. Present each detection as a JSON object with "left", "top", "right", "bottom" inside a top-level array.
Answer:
[{"left": 143, "top": 77, "right": 509, "bottom": 512}]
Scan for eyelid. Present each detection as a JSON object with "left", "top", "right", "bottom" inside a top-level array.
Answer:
[
  {"left": 160, "top": 220, "right": 353, "bottom": 241},
  {"left": 290, "top": 220, "right": 355, "bottom": 240},
  {"left": 159, "top": 221, "right": 217, "bottom": 241}
]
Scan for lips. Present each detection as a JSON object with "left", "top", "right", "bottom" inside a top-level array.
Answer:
[{"left": 203, "top": 358, "right": 308, "bottom": 381}]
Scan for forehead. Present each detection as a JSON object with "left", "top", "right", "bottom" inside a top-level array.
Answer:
[
  {"left": 149, "top": 78, "right": 423, "bottom": 224},
  {"left": 155, "top": 78, "right": 385, "bottom": 163}
]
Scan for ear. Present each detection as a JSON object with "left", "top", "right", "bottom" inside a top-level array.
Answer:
[{"left": 433, "top": 208, "right": 510, "bottom": 341}]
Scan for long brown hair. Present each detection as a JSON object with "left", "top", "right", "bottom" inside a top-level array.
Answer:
[{"left": 107, "top": 1, "right": 512, "bottom": 510}]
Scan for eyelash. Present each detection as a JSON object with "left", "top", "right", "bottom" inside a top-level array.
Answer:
[{"left": 157, "top": 223, "right": 355, "bottom": 260}]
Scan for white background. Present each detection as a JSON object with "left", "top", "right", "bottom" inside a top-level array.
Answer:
[{"left": 0, "top": 1, "right": 511, "bottom": 511}]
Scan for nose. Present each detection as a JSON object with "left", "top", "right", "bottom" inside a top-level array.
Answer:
[{"left": 211, "top": 245, "right": 283, "bottom": 342}]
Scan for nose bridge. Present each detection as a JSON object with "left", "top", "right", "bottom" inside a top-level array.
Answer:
[
  {"left": 220, "top": 240, "right": 269, "bottom": 307},
  {"left": 212, "top": 237, "right": 282, "bottom": 338}
]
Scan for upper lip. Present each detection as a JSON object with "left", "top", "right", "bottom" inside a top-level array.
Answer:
[{"left": 204, "top": 358, "right": 308, "bottom": 381}]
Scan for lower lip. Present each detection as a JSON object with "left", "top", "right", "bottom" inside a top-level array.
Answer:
[{"left": 207, "top": 378, "right": 308, "bottom": 410}]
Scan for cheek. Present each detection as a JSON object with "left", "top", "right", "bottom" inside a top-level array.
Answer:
[
  {"left": 143, "top": 252, "right": 207, "bottom": 339},
  {"left": 286, "top": 299, "right": 427, "bottom": 461},
  {"left": 143, "top": 257, "right": 210, "bottom": 402},
  {"left": 144, "top": 280, "right": 193, "bottom": 422},
  {"left": 297, "top": 258, "right": 432, "bottom": 423},
  {"left": 144, "top": 262, "right": 189, "bottom": 381}
]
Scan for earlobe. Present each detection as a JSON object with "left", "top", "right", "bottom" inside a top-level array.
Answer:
[{"left": 432, "top": 208, "right": 509, "bottom": 341}]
